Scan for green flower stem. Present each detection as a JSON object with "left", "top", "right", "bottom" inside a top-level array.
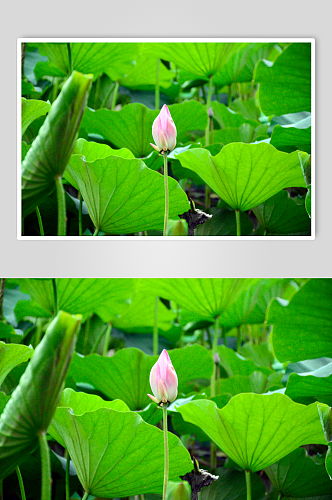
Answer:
[
  {"left": 155, "top": 59, "right": 160, "bottom": 110},
  {"left": 277, "top": 494, "right": 282, "bottom": 500},
  {"left": 205, "top": 186, "right": 211, "bottom": 210},
  {"left": 38, "top": 432, "right": 51, "bottom": 500},
  {"left": 55, "top": 176, "right": 66, "bottom": 236},
  {"left": 204, "top": 76, "right": 213, "bottom": 210},
  {"left": 82, "top": 492, "right": 89, "bottom": 500},
  {"left": 204, "top": 75, "right": 213, "bottom": 146},
  {"left": 78, "top": 192, "right": 83, "bottom": 236},
  {"left": 65, "top": 452, "right": 70, "bottom": 500},
  {"left": 235, "top": 209, "right": 241, "bottom": 237},
  {"left": 103, "top": 323, "right": 112, "bottom": 357},
  {"left": 210, "top": 442, "right": 217, "bottom": 470},
  {"left": 153, "top": 296, "right": 159, "bottom": 356},
  {"left": 245, "top": 470, "right": 251, "bottom": 500},
  {"left": 111, "top": 81, "right": 119, "bottom": 111},
  {"left": 210, "top": 315, "right": 220, "bottom": 398},
  {"left": 163, "top": 153, "right": 169, "bottom": 236},
  {"left": 36, "top": 207, "right": 44, "bottom": 236},
  {"left": 93, "top": 227, "right": 99, "bottom": 237},
  {"left": 210, "top": 316, "right": 220, "bottom": 471},
  {"left": 16, "top": 466, "right": 26, "bottom": 500},
  {"left": 162, "top": 404, "right": 169, "bottom": 500}
]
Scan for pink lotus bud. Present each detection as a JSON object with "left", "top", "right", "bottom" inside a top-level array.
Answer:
[
  {"left": 148, "top": 349, "right": 178, "bottom": 405},
  {"left": 150, "top": 104, "right": 177, "bottom": 153}
]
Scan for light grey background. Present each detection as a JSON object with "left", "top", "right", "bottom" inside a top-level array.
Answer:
[{"left": 2, "top": 0, "right": 332, "bottom": 277}]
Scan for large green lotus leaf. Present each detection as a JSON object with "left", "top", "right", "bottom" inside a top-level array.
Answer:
[
  {"left": 14, "top": 278, "right": 136, "bottom": 321},
  {"left": 200, "top": 467, "right": 266, "bottom": 500},
  {"left": 255, "top": 43, "right": 311, "bottom": 115},
  {"left": 212, "top": 43, "right": 275, "bottom": 87},
  {"left": 66, "top": 155, "right": 190, "bottom": 234},
  {"left": 145, "top": 43, "right": 242, "bottom": 80},
  {"left": 265, "top": 447, "right": 332, "bottom": 497},
  {"left": 171, "top": 394, "right": 231, "bottom": 442},
  {"left": 217, "top": 345, "right": 272, "bottom": 377},
  {"left": 64, "top": 137, "right": 135, "bottom": 188},
  {"left": 138, "top": 278, "right": 255, "bottom": 320},
  {"left": 269, "top": 279, "right": 332, "bottom": 362},
  {"left": 196, "top": 207, "right": 253, "bottom": 236},
  {"left": 98, "top": 292, "right": 175, "bottom": 333},
  {"left": 21, "top": 98, "right": 51, "bottom": 136},
  {"left": 252, "top": 190, "right": 311, "bottom": 236},
  {"left": 69, "top": 345, "right": 213, "bottom": 410},
  {"left": 22, "top": 71, "right": 92, "bottom": 217},
  {"left": 218, "top": 278, "right": 289, "bottom": 328},
  {"left": 201, "top": 373, "right": 268, "bottom": 397},
  {"left": 0, "top": 341, "right": 33, "bottom": 386},
  {"left": 211, "top": 101, "right": 258, "bottom": 129},
  {"left": 0, "top": 311, "right": 81, "bottom": 480},
  {"left": 212, "top": 124, "right": 268, "bottom": 146},
  {"left": 177, "top": 394, "right": 326, "bottom": 472},
  {"left": 119, "top": 46, "right": 174, "bottom": 90},
  {"left": 270, "top": 116, "right": 311, "bottom": 154},
  {"left": 58, "top": 387, "right": 130, "bottom": 414},
  {"left": 49, "top": 405, "right": 192, "bottom": 497},
  {"left": 81, "top": 101, "right": 208, "bottom": 158},
  {"left": 176, "top": 143, "right": 307, "bottom": 211},
  {"left": 33, "top": 42, "right": 139, "bottom": 81},
  {"left": 73, "top": 137, "right": 135, "bottom": 160},
  {"left": 285, "top": 363, "right": 332, "bottom": 406},
  {"left": 49, "top": 388, "right": 130, "bottom": 446}
]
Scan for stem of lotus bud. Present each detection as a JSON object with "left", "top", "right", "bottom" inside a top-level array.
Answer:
[
  {"left": 163, "top": 153, "right": 169, "bottom": 237},
  {"left": 162, "top": 403, "right": 169, "bottom": 500}
]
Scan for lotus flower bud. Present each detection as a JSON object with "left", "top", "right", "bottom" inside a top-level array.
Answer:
[
  {"left": 148, "top": 349, "right": 178, "bottom": 405},
  {"left": 150, "top": 104, "right": 177, "bottom": 153}
]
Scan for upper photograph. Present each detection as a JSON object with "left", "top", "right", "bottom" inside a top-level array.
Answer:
[{"left": 19, "top": 39, "right": 313, "bottom": 239}]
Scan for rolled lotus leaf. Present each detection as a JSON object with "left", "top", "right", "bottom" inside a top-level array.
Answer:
[
  {"left": 22, "top": 71, "right": 92, "bottom": 217},
  {"left": 0, "top": 310, "right": 82, "bottom": 480}
]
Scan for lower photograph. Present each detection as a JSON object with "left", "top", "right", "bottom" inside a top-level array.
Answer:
[{"left": 0, "top": 278, "right": 331, "bottom": 500}]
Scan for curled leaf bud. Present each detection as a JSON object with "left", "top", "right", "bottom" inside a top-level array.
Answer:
[
  {"left": 150, "top": 104, "right": 177, "bottom": 153},
  {"left": 148, "top": 349, "right": 178, "bottom": 405}
]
